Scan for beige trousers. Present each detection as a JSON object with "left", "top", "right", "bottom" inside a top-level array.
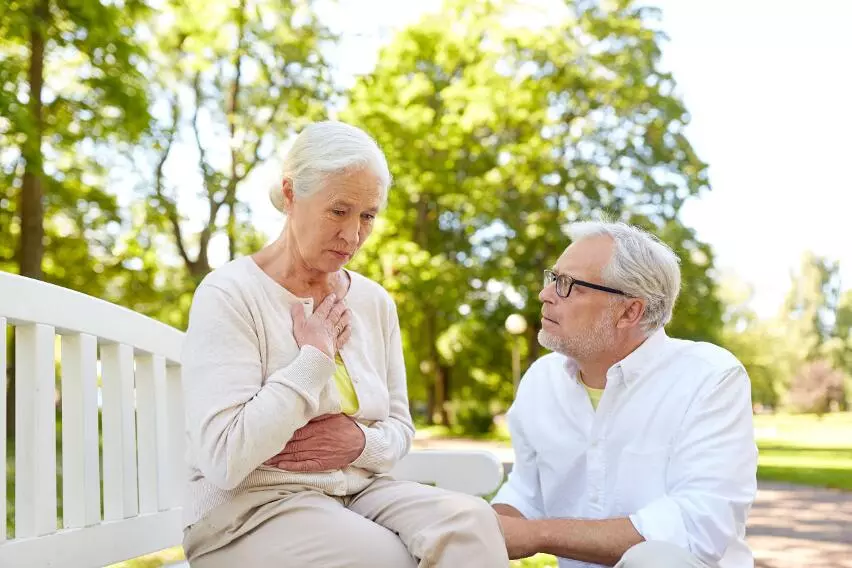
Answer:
[
  {"left": 183, "top": 476, "right": 509, "bottom": 567},
  {"left": 615, "top": 540, "right": 709, "bottom": 568}
]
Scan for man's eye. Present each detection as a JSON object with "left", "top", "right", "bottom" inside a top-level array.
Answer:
[
  {"left": 333, "top": 210, "right": 345, "bottom": 216},
  {"left": 362, "top": 214, "right": 375, "bottom": 221}
]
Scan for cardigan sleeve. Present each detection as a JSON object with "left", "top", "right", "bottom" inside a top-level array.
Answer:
[
  {"left": 350, "top": 298, "right": 415, "bottom": 472},
  {"left": 182, "top": 283, "right": 337, "bottom": 490}
]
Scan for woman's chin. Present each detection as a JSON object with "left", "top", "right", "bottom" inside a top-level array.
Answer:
[{"left": 319, "top": 255, "right": 350, "bottom": 273}]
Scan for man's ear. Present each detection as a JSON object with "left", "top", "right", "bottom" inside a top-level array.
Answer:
[
  {"left": 281, "top": 178, "right": 296, "bottom": 214},
  {"left": 616, "top": 298, "right": 646, "bottom": 330}
]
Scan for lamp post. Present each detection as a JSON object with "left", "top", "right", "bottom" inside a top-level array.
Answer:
[{"left": 505, "top": 313, "right": 527, "bottom": 394}]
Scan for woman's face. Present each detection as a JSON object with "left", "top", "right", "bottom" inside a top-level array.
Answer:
[{"left": 283, "top": 168, "right": 383, "bottom": 273}]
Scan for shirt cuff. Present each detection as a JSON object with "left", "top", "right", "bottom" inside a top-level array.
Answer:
[
  {"left": 489, "top": 481, "right": 542, "bottom": 520},
  {"left": 629, "top": 496, "right": 690, "bottom": 548},
  {"left": 350, "top": 422, "right": 386, "bottom": 471}
]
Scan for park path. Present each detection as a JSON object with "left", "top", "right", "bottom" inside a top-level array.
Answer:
[{"left": 413, "top": 438, "right": 852, "bottom": 568}]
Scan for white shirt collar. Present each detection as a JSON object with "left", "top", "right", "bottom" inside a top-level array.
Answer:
[{"left": 562, "top": 328, "right": 669, "bottom": 388}]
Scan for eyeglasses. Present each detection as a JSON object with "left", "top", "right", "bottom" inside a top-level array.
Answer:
[{"left": 543, "top": 269, "right": 630, "bottom": 299}]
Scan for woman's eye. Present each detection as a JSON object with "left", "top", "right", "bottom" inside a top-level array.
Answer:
[
  {"left": 333, "top": 210, "right": 345, "bottom": 216},
  {"left": 362, "top": 214, "right": 375, "bottom": 222}
]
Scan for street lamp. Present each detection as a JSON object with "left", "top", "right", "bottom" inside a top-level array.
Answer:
[{"left": 505, "top": 313, "right": 527, "bottom": 394}]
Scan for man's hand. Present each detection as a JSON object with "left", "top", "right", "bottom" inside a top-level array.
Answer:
[
  {"left": 498, "top": 515, "right": 541, "bottom": 560},
  {"left": 264, "top": 414, "right": 366, "bottom": 472}
]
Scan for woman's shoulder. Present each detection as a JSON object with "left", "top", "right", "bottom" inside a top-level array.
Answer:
[
  {"left": 194, "top": 257, "right": 261, "bottom": 302},
  {"left": 346, "top": 269, "right": 397, "bottom": 312}
]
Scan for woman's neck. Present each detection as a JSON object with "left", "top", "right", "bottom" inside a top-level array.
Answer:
[{"left": 253, "top": 234, "right": 348, "bottom": 302}]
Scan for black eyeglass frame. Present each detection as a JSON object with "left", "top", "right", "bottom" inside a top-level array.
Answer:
[{"left": 543, "top": 269, "right": 631, "bottom": 299}]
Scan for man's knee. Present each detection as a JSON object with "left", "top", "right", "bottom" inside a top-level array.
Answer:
[{"left": 618, "top": 540, "right": 703, "bottom": 568}]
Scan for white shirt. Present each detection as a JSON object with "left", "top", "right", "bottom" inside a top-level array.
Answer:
[{"left": 491, "top": 330, "right": 758, "bottom": 568}]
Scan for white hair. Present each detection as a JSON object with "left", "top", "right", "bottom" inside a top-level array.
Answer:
[
  {"left": 269, "top": 121, "right": 392, "bottom": 212},
  {"left": 567, "top": 221, "right": 682, "bottom": 334}
]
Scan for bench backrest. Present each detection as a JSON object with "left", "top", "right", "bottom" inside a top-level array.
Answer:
[
  {"left": 0, "top": 272, "right": 505, "bottom": 567},
  {"left": 1, "top": 272, "right": 186, "bottom": 567}
]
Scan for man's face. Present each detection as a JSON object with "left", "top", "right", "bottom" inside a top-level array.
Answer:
[{"left": 538, "top": 235, "right": 621, "bottom": 360}]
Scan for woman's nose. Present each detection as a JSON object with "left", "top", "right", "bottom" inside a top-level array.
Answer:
[{"left": 341, "top": 218, "right": 360, "bottom": 246}]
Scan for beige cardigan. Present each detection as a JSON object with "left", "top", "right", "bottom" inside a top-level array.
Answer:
[{"left": 180, "top": 256, "right": 414, "bottom": 527}]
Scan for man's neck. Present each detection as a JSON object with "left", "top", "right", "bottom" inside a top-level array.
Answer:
[{"left": 576, "top": 333, "right": 649, "bottom": 389}]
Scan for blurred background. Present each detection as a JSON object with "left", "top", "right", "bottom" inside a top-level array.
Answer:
[{"left": 2, "top": 0, "right": 850, "bottom": 566}]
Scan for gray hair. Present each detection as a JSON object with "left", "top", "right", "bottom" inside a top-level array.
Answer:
[
  {"left": 269, "top": 121, "right": 392, "bottom": 212},
  {"left": 567, "top": 221, "right": 681, "bottom": 334}
]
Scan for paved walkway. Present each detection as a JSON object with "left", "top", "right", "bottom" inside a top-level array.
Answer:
[
  {"left": 748, "top": 482, "right": 852, "bottom": 568},
  {"left": 413, "top": 438, "right": 852, "bottom": 568}
]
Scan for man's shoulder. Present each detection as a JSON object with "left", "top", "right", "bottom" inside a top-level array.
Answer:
[
  {"left": 518, "top": 352, "right": 571, "bottom": 392},
  {"left": 528, "top": 351, "right": 570, "bottom": 372},
  {"left": 666, "top": 335, "right": 745, "bottom": 374}
]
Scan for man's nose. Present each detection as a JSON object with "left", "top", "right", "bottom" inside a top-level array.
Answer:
[{"left": 539, "top": 284, "right": 555, "bottom": 304}]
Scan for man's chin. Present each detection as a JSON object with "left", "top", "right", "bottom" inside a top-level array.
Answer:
[{"left": 538, "top": 329, "right": 568, "bottom": 355}]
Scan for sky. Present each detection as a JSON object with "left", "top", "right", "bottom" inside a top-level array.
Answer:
[{"left": 241, "top": 0, "right": 852, "bottom": 318}]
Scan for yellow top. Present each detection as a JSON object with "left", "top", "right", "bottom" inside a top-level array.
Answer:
[
  {"left": 333, "top": 353, "right": 360, "bottom": 415},
  {"left": 583, "top": 382, "right": 604, "bottom": 410}
]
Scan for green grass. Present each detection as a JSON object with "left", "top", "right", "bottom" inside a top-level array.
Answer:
[
  {"left": 415, "top": 423, "right": 512, "bottom": 443},
  {"left": 754, "top": 412, "right": 852, "bottom": 490}
]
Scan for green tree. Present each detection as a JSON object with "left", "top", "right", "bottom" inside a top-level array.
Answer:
[
  {"left": 0, "top": 0, "right": 151, "bottom": 282},
  {"left": 832, "top": 290, "right": 852, "bottom": 405},
  {"left": 132, "top": 0, "right": 335, "bottom": 314},
  {"left": 1, "top": 0, "right": 152, "bottom": 435},
  {"left": 344, "top": 0, "right": 721, "bottom": 427},
  {"left": 741, "top": 252, "right": 851, "bottom": 410},
  {"left": 782, "top": 252, "right": 842, "bottom": 359},
  {"left": 717, "top": 276, "right": 781, "bottom": 407}
]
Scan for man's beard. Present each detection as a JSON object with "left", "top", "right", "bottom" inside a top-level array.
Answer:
[{"left": 538, "top": 311, "right": 616, "bottom": 360}]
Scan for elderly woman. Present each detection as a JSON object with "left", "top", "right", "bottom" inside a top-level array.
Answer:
[{"left": 179, "top": 121, "right": 508, "bottom": 567}]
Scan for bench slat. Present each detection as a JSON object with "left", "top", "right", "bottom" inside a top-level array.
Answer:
[
  {"left": 101, "top": 343, "right": 139, "bottom": 520},
  {"left": 15, "top": 323, "right": 58, "bottom": 537},
  {"left": 136, "top": 354, "right": 164, "bottom": 514},
  {"left": 390, "top": 450, "right": 505, "bottom": 496},
  {"left": 61, "top": 333, "right": 102, "bottom": 528},
  {"left": 165, "top": 365, "right": 185, "bottom": 509},
  {"left": 0, "top": 509, "right": 183, "bottom": 568}
]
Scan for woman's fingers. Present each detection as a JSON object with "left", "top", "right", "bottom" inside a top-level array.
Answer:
[
  {"left": 328, "top": 299, "right": 346, "bottom": 324},
  {"left": 314, "top": 293, "right": 337, "bottom": 319}
]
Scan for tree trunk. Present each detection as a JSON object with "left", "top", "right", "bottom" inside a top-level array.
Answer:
[
  {"left": 17, "top": 0, "right": 47, "bottom": 280},
  {"left": 425, "top": 382, "right": 436, "bottom": 426},
  {"left": 226, "top": 0, "right": 245, "bottom": 261},
  {"left": 436, "top": 364, "right": 450, "bottom": 426},
  {"left": 527, "top": 318, "right": 541, "bottom": 368},
  {"left": 9, "top": 0, "right": 48, "bottom": 438}
]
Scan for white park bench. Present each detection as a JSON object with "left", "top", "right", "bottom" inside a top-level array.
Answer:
[{"left": 0, "top": 271, "right": 504, "bottom": 567}]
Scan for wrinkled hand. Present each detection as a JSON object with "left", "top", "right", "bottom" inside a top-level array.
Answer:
[
  {"left": 291, "top": 293, "right": 352, "bottom": 358},
  {"left": 264, "top": 414, "right": 366, "bottom": 472},
  {"left": 498, "top": 515, "right": 540, "bottom": 560}
]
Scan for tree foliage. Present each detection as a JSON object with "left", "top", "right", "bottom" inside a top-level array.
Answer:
[{"left": 343, "top": 0, "right": 722, "bottom": 425}]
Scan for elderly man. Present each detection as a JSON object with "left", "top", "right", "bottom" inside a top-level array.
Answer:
[{"left": 492, "top": 221, "right": 758, "bottom": 568}]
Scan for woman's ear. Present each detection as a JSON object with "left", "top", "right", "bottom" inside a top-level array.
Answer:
[{"left": 281, "top": 178, "right": 295, "bottom": 213}]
